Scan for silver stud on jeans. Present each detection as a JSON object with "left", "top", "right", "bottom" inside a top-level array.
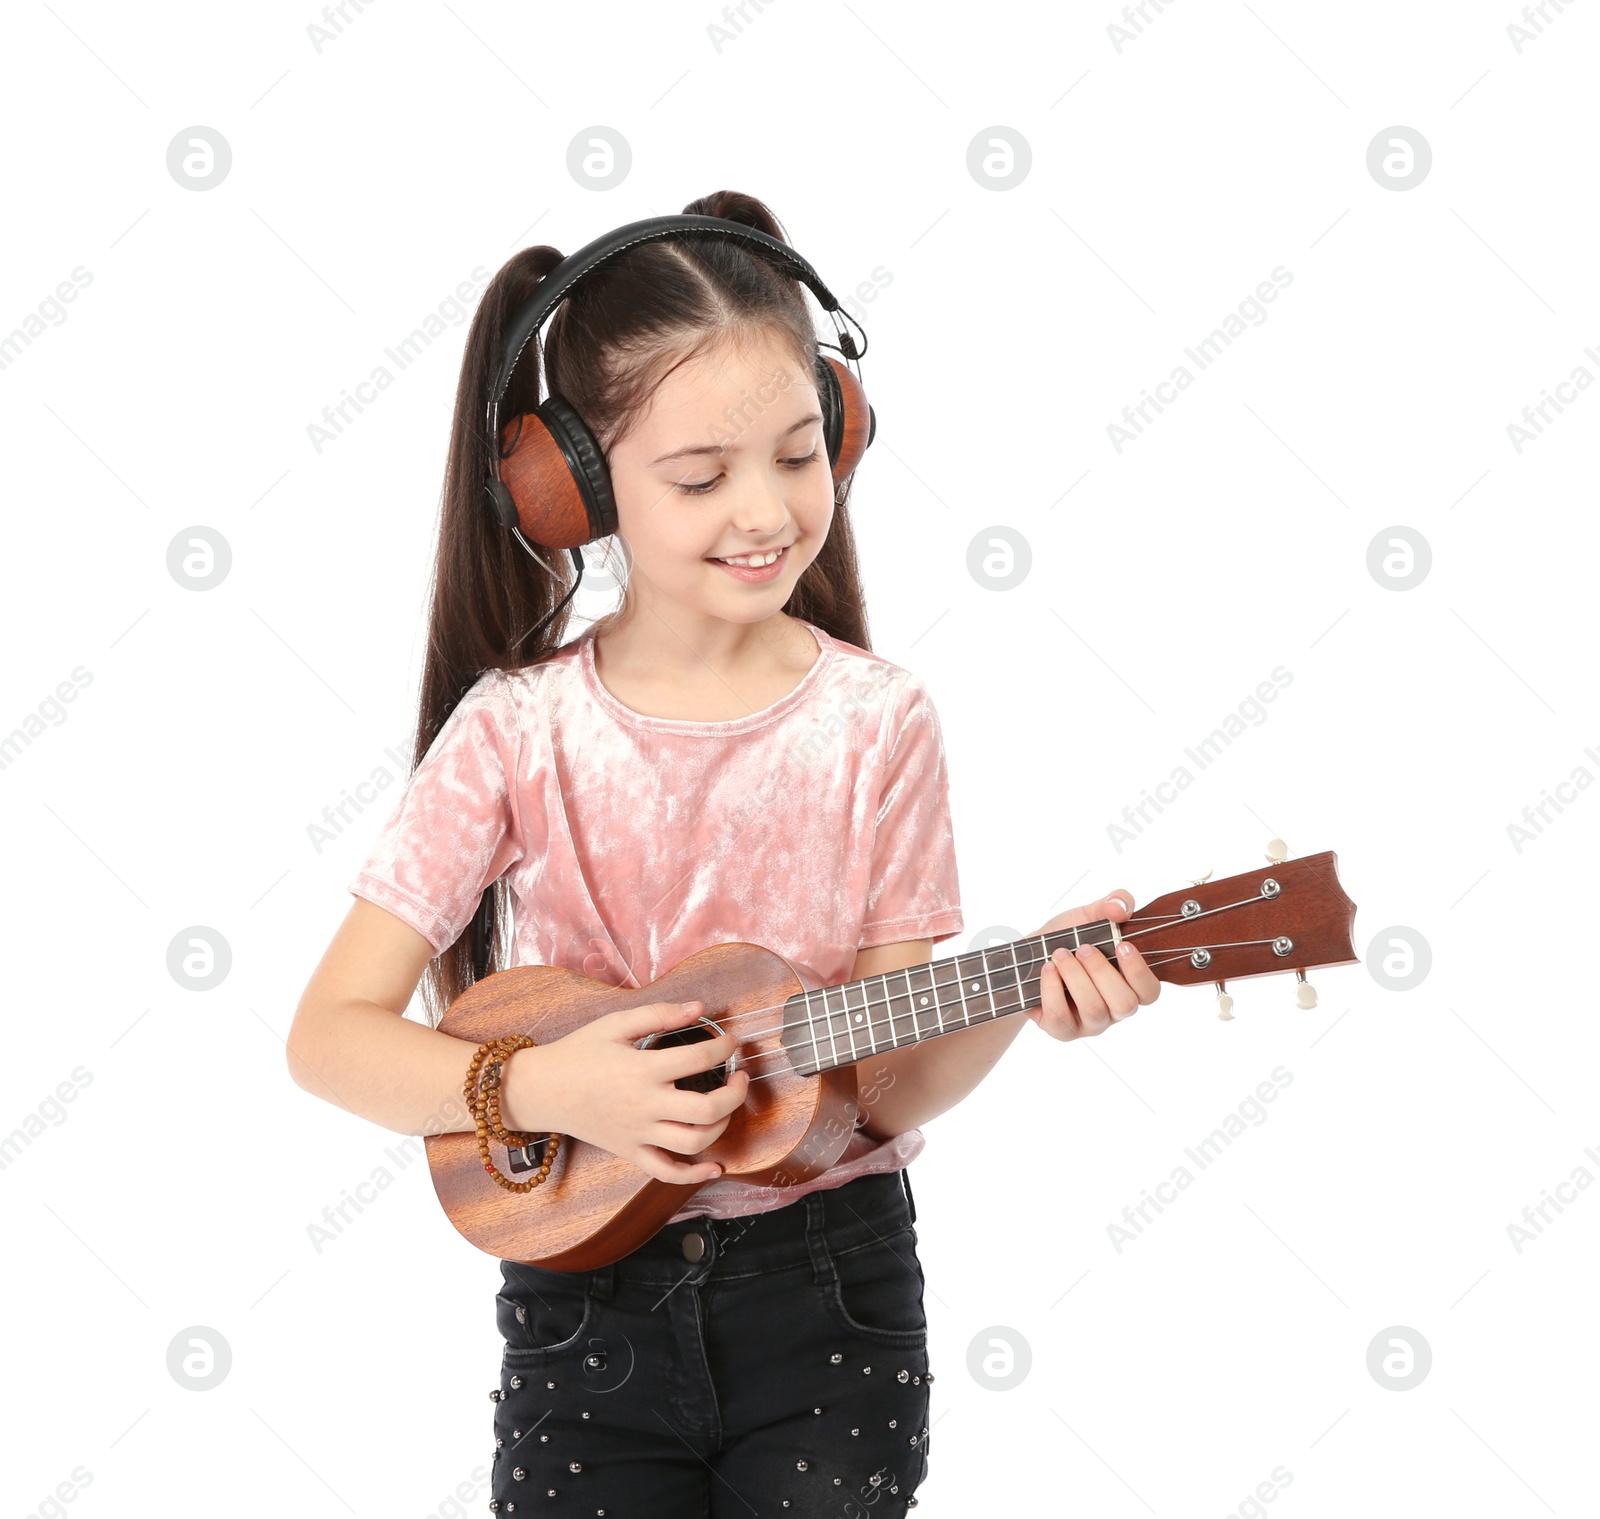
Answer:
[
  {"left": 513, "top": 1467, "right": 526, "bottom": 1480},
  {"left": 897, "top": 1370, "right": 909, "bottom": 1383},
  {"left": 796, "top": 1460, "right": 808, "bottom": 1471},
  {"left": 829, "top": 1352, "right": 842, "bottom": 1364},
  {"left": 568, "top": 1461, "right": 582, "bottom": 1473},
  {"left": 510, "top": 1375, "right": 524, "bottom": 1390}
]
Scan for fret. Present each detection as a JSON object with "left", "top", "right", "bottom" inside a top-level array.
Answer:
[
  {"left": 902, "top": 963, "right": 936, "bottom": 1048},
  {"left": 838, "top": 981, "right": 862, "bottom": 1063},
  {"left": 980, "top": 942, "right": 1000, "bottom": 1021},
  {"left": 954, "top": 947, "right": 996, "bottom": 1028},
  {"left": 982, "top": 938, "right": 1025, "bottom": 1014},
  {"left": 844, "top": 976, "right": 877, "bottom": 1057},
  {"left": 887, "top": 973, "right": 909, "bottom": 1052},
  {"left": 1008, "top": 937, "right": 1032, "bottom": 1014},
  {"left": 820, "top": 985, "right": 844, "bottom": 1070}
]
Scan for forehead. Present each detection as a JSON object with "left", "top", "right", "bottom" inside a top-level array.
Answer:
[{"left": 633, "top": 329, "right": 813, "bottom": 432}]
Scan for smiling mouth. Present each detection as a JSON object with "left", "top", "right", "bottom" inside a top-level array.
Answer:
[{"left": 706, "top": 545, "right": 791, "bottom": 568}]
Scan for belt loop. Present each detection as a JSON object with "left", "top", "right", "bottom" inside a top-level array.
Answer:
[
  {"left": 590, "top": 1262, "right": 615, "bottom": 1302},
  {"left": 803, "top": 1193, "right": 836, "bottom": 1286},
  {"left": 900, "top": 1165, "right": 918, "bottom": 1225}
]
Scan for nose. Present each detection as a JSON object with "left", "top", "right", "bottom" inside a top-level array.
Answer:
[{"left": 727, "top": 471, "right": 792, "bottom": 536}]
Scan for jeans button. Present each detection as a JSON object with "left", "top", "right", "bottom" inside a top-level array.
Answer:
[{"left": 682, "top": 1230, "right": 706, "bottom": 1262}]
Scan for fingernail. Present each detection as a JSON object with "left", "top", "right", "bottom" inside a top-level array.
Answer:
[
  {"left": 1118, "top": 941, "right": 1133, "bottom": 958},
  {"left": 680, "top": 1001, "right": 699, "bottom": 1012},
  {"left": 1077, "top": 945, "right": 1095, "bottom": 960}
]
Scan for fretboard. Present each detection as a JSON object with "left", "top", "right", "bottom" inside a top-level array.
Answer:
[{"left": 780, "top": 920, "right": 1120, "bottom": 1077}]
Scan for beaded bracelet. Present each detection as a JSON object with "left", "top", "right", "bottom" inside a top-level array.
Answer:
[{"left": 464, "top": 1034, "right": 561, "bottom": 1194}]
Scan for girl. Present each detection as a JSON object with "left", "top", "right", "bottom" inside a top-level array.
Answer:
[{"left": 288, "top": 189, "right": 1160, "bottom": 1517}]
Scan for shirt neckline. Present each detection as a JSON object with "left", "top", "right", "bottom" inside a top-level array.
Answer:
[{"left": 579, "top": 617, "right": 834, "bottom": 735}]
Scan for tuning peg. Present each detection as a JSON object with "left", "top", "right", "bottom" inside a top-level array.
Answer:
[
  {"left": 1189, "top": 868, "right": 1213, "bottom": 886},
  {"left": 1214, "top": 982, "right": 1234, "bottom": 1020},
  {"left": 1294, "top": 970, "right": 1317, "bottom": 1009},
  {"left": 1264, "top": 838, "right": 1288, "bottom": 863}
]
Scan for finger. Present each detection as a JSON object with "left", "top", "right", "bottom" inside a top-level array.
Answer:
[
  {"left": 1113, "top": 938, "right": 1162, "bottom": 1005},
  {"left": 1030, "top": 952, "right": 1083, "bottom": 1041},
  {"left": 1058, "top": 945, "right": 1116, "bottom": 1032},
  {"left": 1073, "top": 943, "right": 1140, "bottom": 1022},
  {"left": 651, "top": 1114, "right": 733, "bottom": 1155},
  {"left": 609, "top": 998, "right": 710, "bottom": 1041},
  {"left": 635, "top": 1144, "right": 724, "bottom": 1184},
  {"left": 648, "top": 1027, "right": 741, "bottom": 1083},
  {"left": 660, "top": 1072, "right": 750, "bottom": 1125}
]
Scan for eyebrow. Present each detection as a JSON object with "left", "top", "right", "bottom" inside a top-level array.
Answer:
[{"left": 651, "top": 412, "right": 824, "bottom": 465}]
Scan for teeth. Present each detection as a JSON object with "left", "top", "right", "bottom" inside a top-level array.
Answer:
[{"left": 716, "top": 548, "right": 783, "bottom": 567}]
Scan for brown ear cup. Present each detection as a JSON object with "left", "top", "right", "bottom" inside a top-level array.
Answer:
[
  {"left": 496, "top": 395, "right": 617, "bottom": 550},
  {"left": 496, "top": 352, "right": 875, "bottom": 551},
  {"left": 818, "top": 353, "right": 875, "bottom": 486}
]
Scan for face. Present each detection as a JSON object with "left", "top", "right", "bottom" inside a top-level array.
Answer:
[{"left": 602, "top": 329, "right": 835, "bottom": 631}]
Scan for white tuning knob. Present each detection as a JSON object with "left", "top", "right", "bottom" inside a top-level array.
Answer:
[
  {"left": 1215, "top": 982, "right": 1234, "bottom": 1020},
  {"left": 1190, "top": 868, "right": 1213, "bottom": 886},
  {"left": 1295, "top": 970, "right": 1317, "bottom": 1009},
  {"left": 1265, "top": 838, "right": 1288, "bottom": 863}
]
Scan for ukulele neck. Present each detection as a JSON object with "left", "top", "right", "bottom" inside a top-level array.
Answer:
[{"left": 782, "top": 921, "right": 1119, "bottom": 1077}]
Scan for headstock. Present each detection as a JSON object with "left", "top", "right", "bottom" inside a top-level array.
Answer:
[{"left": 1129, "top": 844, "right": 1356, "bottom": 1019}]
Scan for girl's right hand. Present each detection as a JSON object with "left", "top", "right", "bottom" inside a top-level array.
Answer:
[{"left": 501, "top": 999, "right": 750, "bottom": 1184}]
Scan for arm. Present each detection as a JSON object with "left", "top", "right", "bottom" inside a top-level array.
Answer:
[
  {"left": 852, "top": 891, "right": 1159, "bottom": 1141},
  {"left": 286, "top": 897, "right": 490, "bottom": 1137}
]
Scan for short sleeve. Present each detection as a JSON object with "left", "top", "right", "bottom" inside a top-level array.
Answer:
[
  {"left": 857, "top": 673, "right": 964, "bottom": 950},
  {"left": 346, "top": 672, "right": 525, "bottom": 955}
]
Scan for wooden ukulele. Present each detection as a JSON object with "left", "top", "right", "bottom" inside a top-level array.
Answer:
[{"left": 426, "top": 846, "right": 1356, "bottom": 1270}]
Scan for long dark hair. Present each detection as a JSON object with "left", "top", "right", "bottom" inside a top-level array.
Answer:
[{"left": 413, "top": 189, "right": 874, "bottom": 1024}]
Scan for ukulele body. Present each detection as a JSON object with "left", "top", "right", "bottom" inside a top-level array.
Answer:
[{"left": 425, "top": 941, "right": 860, "bottom": 1271}]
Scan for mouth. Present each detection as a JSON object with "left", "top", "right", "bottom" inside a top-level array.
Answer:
[{"left": 705, "top": 543, "right": 792, "bottom": 582}]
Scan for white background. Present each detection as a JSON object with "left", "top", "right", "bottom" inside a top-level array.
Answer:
[{"left": 2, "top": 2, "right": 1595, "bottom": 1515}]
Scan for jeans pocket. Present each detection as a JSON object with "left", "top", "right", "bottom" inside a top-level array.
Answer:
[
  {"left": 820, "top": 1226, "right": 929, "bottom": 1348},
  {"left": 496, "top": 1267, "right": 595, "bottom": 1360}
]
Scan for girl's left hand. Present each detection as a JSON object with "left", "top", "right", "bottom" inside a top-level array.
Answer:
[{"left": 1027, "top": 891, "right": 1161, "bottom": 1041}]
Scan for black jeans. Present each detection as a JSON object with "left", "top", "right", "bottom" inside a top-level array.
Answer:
[{"left": 489, "top": 1169, "right": 933, "bottom": 1517}]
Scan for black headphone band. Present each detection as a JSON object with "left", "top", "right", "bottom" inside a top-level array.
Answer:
[{"left": 490, "top": 214, "right": 846, "bottom": 409}]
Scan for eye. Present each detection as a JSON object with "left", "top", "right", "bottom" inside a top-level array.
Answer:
[{"left": 675, "top": 450, "right": 823, "bottom": 497}]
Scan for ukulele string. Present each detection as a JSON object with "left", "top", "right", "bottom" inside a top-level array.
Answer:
[
  {"left": 691, "top": 889, "right": 1272, "bottom": 1053},
  {"left": 697, "top": 932, "right": 1286, "bottom": 1083}
]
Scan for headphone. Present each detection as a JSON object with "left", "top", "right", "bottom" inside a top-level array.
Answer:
[
  {"left": 468, "top": 214, "right": 875, "bottom": 980},
  {"left": 483, "top": 213, "right": 876, "bottom": 631}
]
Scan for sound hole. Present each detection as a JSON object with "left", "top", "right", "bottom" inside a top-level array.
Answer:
[{"left": 644, "top": 1021, "right": 729, "bottom": 1094}]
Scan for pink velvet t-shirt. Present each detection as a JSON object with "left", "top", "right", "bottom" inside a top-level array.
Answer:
[{"left": 347, "top": 616, "right": 964, "bottom": 1223}]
